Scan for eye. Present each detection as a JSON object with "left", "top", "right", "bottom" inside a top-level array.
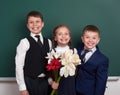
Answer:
[
  {"left": 57, "top": 33, "right": 62, "bottom": 36},
  {"left": 85, "top": 36, "right": 89, "bottom": 39},
  {"left": 36, "top": 20, "right": 40, "bottom": 23},
  {"left": 28, "top": 21, "right": 33, "bottom": 24},
  {"left": 65, "top": 33, "right": 69, "bottom": 35},
  {"left": 92, "top": 37, "right": 97, "bottom": 40}
]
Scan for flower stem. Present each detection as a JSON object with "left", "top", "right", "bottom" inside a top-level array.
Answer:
[{"left": 50, "top": 76, "right": 61, "bottom": 95}]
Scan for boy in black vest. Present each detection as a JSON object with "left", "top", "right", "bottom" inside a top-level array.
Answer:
[{"left": 15, "top": 11, "right": 53, "bottom": 95}]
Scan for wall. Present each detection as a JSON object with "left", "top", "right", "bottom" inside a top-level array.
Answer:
[
  {"left": 0, "top": 78, "right": 19, "bottom": 95},
  {"left": 0, "top": 0, "right": 120, "bottom": 77},
  {"left": 105, "top": 76, "right": 120, "bottom": 95},
  {"left": 0, "top": 0, "right": 120, "bottom": 94},
  {"left": 0, "top": 77, "right": 120, "bottom": 95}
]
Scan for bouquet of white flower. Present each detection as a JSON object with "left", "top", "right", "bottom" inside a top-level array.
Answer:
[{"left": 46, "top": 49, "right": 81, "bottom": 95}]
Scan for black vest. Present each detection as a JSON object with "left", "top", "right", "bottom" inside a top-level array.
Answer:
[{"left": 24, "top": 36, "right": 49, "bottom": 78}]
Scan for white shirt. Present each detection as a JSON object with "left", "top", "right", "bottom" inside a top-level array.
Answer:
[
  {"left": 15, "top": 32, "right": 52, "bottom": 91},
  {"left": 55, "top": 45, "right": 77, "bottom": 55}
]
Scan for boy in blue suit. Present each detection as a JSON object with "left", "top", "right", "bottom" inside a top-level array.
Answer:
[{"left": 76, "top": 25, "right": 109, "bottom": 95}]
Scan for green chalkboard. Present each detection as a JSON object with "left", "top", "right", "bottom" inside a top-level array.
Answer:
[{"left": 0, "top": 0, "right": 120, "bottom": 77}]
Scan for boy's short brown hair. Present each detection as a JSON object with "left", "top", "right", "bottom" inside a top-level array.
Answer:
[
  {"left": 26, "top": 11, "right": 43, "bottom": 22},
  {"left": 82, "top": 25, "right": 100, "bottom": 36}
]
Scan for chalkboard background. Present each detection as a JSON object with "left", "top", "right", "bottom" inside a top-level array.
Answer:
[{"left": 0, "top": 0, "right": 120, "bottom": 77}]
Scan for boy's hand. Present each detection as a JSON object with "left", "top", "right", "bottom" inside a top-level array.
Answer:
[{"left": 20, "top": 90, "right": 29, "bottom": 95}]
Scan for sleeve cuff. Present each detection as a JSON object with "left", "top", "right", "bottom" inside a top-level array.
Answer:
[
  {"left": 48, "top": 77, "right": 53, "bottom": 85},
  {"left": 19, "top": 84, "right": 26, "bottom": 91}
]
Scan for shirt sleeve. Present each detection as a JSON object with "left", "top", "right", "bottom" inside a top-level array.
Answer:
[{"left": 15, "top": 38, "right": 29, "bottom": 91}]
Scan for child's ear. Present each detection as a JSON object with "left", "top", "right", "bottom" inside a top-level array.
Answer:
[
  {"left": 97, "top": 38, "right": 100, "bottom": 44},
  {"left": 42, "top": 22, "right": 44, "bottom": 27},
  {"left": 81, "top": 36, "right": 84, "bottom": 43}
]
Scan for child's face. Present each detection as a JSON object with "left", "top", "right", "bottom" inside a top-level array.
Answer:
[
  {"left": 55, "top": 27, "right": 71, "bottom": 47},
  {"left": 81, "top": 31, "right": 100, "bottom": 50},
  {"left": 27, "top": 16, "right": 44, "bottom": 34}
]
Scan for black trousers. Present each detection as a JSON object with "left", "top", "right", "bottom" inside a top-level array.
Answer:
[
  {"left": 76, "top": 92, "right": 85, "bottom": 95},
  {"left": 24, "top": 76, "right": 48, "bottom": 95}
]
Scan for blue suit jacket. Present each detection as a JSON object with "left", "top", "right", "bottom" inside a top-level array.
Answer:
[{"left": 76, "top": 44, "right": 109, "bottom": 95}]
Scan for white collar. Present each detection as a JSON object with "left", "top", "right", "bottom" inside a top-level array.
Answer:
[
  {"left": 55, "top": 45, "right": 69, "bottom": 53},
  {"left": 31, "top": 32, "right": 42, "bottom": 37},
  {"left": 30, "top": 32, "right": 43, "bottom": 43},
  {"left": 90, "top": 47, "right": 96, "bottom": 53}
]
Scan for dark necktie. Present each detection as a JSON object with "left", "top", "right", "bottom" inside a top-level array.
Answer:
[
  {"left": 81, "top": 49, "right": 89, "bottom": 63},
  {"left": 35, "top": 35, "right": 43, "bottom": 47}
]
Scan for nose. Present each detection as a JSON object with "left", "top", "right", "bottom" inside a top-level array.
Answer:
[
  {"left": 33, "top": 22, "right": 37, "bottom": 26},
  {"left": 62, "top": 34, "right": 66, "bottom": 38},
  {"left": 89, "top": 38, "right": 93, "bottom": 42}
]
